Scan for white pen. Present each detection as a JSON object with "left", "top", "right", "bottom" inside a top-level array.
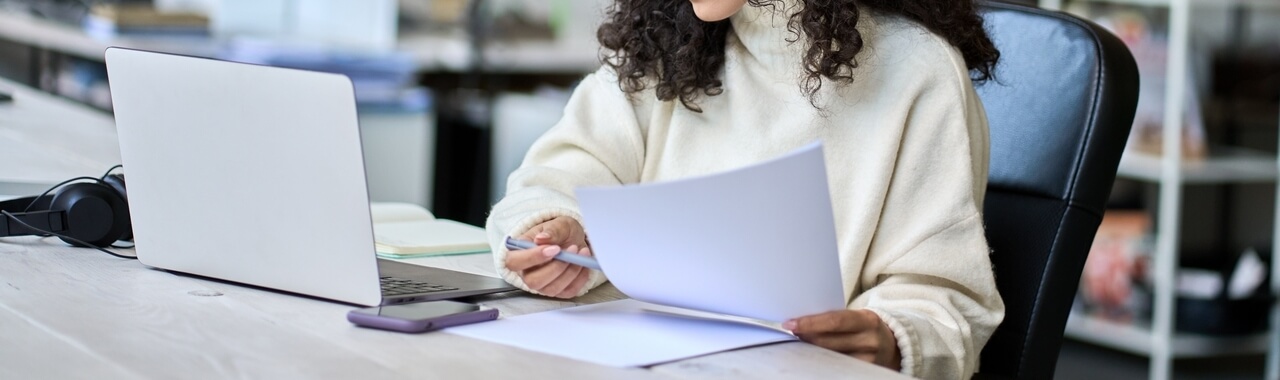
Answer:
[{"left": 504, "top": 236, "right": 602, "bottom": 271}]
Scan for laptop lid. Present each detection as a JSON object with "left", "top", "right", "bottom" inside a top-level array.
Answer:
[{"left": 106, "top": 47, "right": 383, "bottom": 305}]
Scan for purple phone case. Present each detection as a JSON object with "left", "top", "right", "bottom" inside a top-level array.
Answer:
[{"left": 347, "top": 305, "right": 499, "bottom": 333}]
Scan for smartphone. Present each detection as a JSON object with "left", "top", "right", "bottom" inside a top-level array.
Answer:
[{"left": 347, "top": 300, "right": 499, "bottom": 333}]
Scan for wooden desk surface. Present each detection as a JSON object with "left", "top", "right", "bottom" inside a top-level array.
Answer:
[
  {"left": 0, "top": 239, "right": 909, "bottom": 379},
  {"left": 0, "top": 77, "right": 122, "bottom": 195}
]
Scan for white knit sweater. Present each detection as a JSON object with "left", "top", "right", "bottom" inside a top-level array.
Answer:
[{"left": 485, "top": 5, "right": 1005, "bottom": 378}]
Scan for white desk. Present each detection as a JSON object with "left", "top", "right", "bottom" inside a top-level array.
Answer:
[
  {"left": 0, "top": 239, "right": 907, "bottom": 379},
  {"left": 0, "top": 77, "right": 121, "bottom": 195},
  {"left": 0, "top": 70, "right": 908, "bottom": 380}
]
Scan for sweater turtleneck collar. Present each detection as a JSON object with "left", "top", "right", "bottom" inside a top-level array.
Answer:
[
  {"left": 728, "top": 2, "right": 880, "bottom": 77},
  {"left": 728, "top": 2, "right": 803, "bottom": 73}
]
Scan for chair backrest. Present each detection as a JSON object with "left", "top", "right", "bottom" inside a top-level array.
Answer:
[{"left": 974, "top": 2, "right": 1139, "bottom": 379}]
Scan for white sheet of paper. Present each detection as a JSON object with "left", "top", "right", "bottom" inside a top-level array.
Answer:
[
  {"left": 448, "top": 143, "right": 845, "bottom": 367},
  {"left": 445, "top": 299, "right": 797, "bottom": 367},
  {"left": 576, "top": 142, "right": 844, "bottom": 322}
]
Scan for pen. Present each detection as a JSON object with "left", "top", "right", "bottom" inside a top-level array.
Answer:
[{"left": 504, "top": 236, "right": 602, "bottom": 271}]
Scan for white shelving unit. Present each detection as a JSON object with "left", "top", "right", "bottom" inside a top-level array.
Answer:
[
  {"left": 1065, "top": 313, "right": 1269, "bottom": 357},
  {"left": 1117, "top": 148, "right": 1278, "bottom": 184},
  {"left": 1043, "top": 1, "right": 1280, "bottom": 379}
]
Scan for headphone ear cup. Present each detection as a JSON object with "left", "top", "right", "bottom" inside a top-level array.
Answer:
[
  {"left": 103, "top": 174, "right": 127, "bottom": 200},
  {"left": 48, "top": 183, "right": 129, "bottom": 247},
  {"left": 101, "top": 174, "right": 132, "bottom": 240}
]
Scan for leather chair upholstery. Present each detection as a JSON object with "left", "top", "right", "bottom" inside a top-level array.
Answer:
[{"left": 973, "top": 2, "right": 1139, "bottom": 378}]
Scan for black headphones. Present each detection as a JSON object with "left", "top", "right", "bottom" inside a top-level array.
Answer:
[{"left": 0, "top": 173, "right": 132, "bottom": 248}]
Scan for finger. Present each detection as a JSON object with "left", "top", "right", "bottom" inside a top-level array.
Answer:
[
  {"left": 516, "top": 221, "right": 558, "bottom": 244},
  {"left": 517, "top": 223, "right": 547, "bottom": 241},
  {"left": 788, "top": 311, "right": 874, "bottom": 335},
  {"left": 504, "top": 245, "right": 561, "bottom": 272},
  {"left": 541, "top": 262, "right": 585, "bottom": 297},
  {"left": 556, "top": 269, "right": 593, "bottom": 298},
  {"left": 521, "top": 260, "right": 571, "bottom": 290},
  {"left": 532, "top": 231, "right": 554, "bottom": 245},
  {"left": 532, "top": 218, "right": 572, "bottom": 245},
  {"left": 538, "top": 245, "right": 583, "bottom": 295},
  {"left": 552, "top": 246, "right": 591, "bottom": 297},
  {"left": 797, "top": 332, "right": 879, "bottom": 353},
  {"left": 851, "top": 353, "right": 876, "bottom": 363}
]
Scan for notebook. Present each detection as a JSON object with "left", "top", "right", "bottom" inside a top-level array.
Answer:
[{"left": 370, "top": 202, "right": 490, "bottom": 258}]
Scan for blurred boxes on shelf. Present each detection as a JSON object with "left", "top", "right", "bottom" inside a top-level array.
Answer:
[
  {"left": 82, "top": 3, "right": 209, "bottom": 39},
  {"left": 1174, "top": 248, "right": 1271, "bottom": 335},
  {"left": 219, "top": 40, "right": 427, "bottom": 113},
  {"left": 1080, "top": 6, "right": 1209, "bottom": 159},
  {"left": 213, "top": 0, "right": 398, "bottom": 52},
  {"left": 1079, "top": 210, "right": 1153, "bottom": 323},
  {"left": 1080, "top": 209, "right": 1273, "bottom": 334}
]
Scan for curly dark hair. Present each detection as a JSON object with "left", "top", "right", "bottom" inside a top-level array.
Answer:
[{"left": 597, "top": 0, "right": 1000, "bottom": 112}]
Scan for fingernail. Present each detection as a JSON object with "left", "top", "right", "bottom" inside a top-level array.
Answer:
[
  {"left": 536, "top": 232, "right": 550, "bottom": 239},
  {"left": 782, "top": 320, "right": 797, "bottom": 331},
  {"left": 567, "top": 245, "right": 579, "bottom": 253},
  {"left": 542, "top": 246, "right": 560, "bottom": 258}
]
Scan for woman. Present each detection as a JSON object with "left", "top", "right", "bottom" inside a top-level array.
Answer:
[{"left": 486, "top": 0, "right": 1004, "bottom": 377}]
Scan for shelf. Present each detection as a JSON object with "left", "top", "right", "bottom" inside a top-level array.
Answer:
[
  {"left": 1074, "top": 0, "right": 1280, "bottom": 10},
  {"left": 0, "top": 11, "right": 220, "bottom": 63},
  {"left": 398, "top": 32, "right": 599, "bottom": 74},
  {"left": 0, "top": 10, "right": 600, "bottom": 74},
  {"left": 1116, "top": 148, "right": 1278, "bottom": 184},
  {"left": 1064, "top": 311, "right": 1270, "bottom": 358}
]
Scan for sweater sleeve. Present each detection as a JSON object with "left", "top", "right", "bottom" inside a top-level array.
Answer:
[
  {"left": 849, "top": 56, "right": 1005, "bottom": 378},
  {"left": 485, "top": 68, "right": 647, "bottom": 297}
]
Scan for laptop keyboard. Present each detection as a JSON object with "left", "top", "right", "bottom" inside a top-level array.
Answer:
[{"left": 380, "top": 276, "right": 459, "bottom": 296}]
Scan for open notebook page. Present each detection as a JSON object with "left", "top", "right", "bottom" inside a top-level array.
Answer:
[{"left": 369, "top": 202, "right": 489, "bottom": 257}]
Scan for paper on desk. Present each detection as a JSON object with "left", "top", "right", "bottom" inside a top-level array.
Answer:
[
  {"left": 445, "top": 299, "right": 797, "bottom": 367},
  {"left": 576, "top": 142, "right": 845, "bottom": 322}
]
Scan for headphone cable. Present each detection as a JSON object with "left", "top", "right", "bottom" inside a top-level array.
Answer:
[
  {"left": 21, "top": 176, "right": 109, "bottom": 212},
  {"left": 101, "top": 164, "right": 123, "bottom": 180},
  {"left": 0, "top": 210, "right": 138, "bottom": 260}
]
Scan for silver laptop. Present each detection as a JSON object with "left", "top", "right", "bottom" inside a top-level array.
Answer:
[{"left": 105, "top": 47, "right": 514, "bottom": 306}]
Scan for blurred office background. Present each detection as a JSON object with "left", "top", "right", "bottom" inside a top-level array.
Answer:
[
  {"left": 0, "top": 0, "right": 1277, "bottom": 378},
  {"left": 0, "top": 0, "right": 605, "bottom": 225}
]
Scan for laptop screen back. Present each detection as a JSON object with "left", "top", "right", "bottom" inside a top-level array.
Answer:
[{"left": 106, "top": 48, "right": 383, "bottom": 305}]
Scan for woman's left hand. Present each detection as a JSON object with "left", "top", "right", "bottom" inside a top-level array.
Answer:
[{"left": 783, "top": 309, "right": 903, "bottom": 371}]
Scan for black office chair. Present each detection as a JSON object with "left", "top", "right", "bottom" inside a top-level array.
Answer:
[{"left": 973, "top": 2, "right": 1139, "bottom": 379}]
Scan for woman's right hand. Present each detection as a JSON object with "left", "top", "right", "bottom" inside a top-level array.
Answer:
[{"left": 504, "top": 216, "right": 595, "bottom": 298}]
